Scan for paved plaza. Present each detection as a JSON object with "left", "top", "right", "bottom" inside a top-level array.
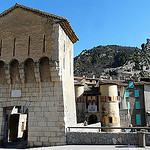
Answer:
[{"left": 0, "top": 145, "right": 150, "bottom": 150}]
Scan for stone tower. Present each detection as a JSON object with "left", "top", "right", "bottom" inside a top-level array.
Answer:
[
  {"left": 100, "top": 83, "right": 120, "bottom": 132},
  {"left": 0, "top": 4, "right": 78, "bottom": 147}
]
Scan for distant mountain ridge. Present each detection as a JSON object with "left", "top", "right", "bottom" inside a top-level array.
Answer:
[{"left": 74, "top": 45, "right": 150, "bottom": 78}]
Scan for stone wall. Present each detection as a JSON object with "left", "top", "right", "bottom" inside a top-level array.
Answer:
[
  {"left": 59, "top": 25, "right": 77, "bottom": 127},
  {"left": 0, "top": 75, "right": 66, "bottom": 147},
  {"left": 66, "top": 132, "right": 150, "bottom": 146}
]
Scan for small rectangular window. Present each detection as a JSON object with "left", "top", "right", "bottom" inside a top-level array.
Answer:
[
  {"left": 108, "top": 96, "right": 111, "bottom": 101},
  {"left": 119, "top": 103, "right": 121, "bottom": 109},
  {"left": 135, "top": 90, "right": 139, "bottom": 97},
  {"left": 21, "top": 122, "right": 25, "bottom": 131},
  {"left": 136, "top": 102, "right": 140, "bottom": 109},
  {"left": 136, "top": 114, "right": 141, "bottom": 125},
  {"left": 125, "top": 90, "right": 129, "bottom": 97},
  {"left": 109, "top": 117, "right": 113, "bottom": 123},
  {"left": 126, "top": 102, "right": 130, "bottom": 109},
  {"left": 129, "top": 81, "right": 134, "bottom": 88},
  {"left": 118, "top": 91, "right": 120, "bottom": 96}
]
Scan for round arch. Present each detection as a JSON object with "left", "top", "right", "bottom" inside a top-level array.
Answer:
[
  {"left": 10, "top": 59, "right": 20, "bottom": 84},
  {"left": 24, "top": 58, "right": 36, "bottom": 83},
  {"left": 39, "top": 57, "right": 51, "bottom": 82},
  {"left": 88, "top": 114, "right": 98, "bottom": 125},
  {"left": 0, "top": 60, "right": 6, "bottom": 84}
]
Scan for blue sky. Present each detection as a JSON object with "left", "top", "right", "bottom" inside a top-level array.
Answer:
[{"left": 0, "top": 0, "right": 150, "bottom": 57}]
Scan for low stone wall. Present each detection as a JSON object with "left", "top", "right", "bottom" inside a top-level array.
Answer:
[{"left": 66, "top": 132, "right": 150, "bottom": 146}]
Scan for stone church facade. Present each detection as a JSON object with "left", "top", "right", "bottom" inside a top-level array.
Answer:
[{"left": 0, "top": 4, "right": 78, "bottom": 147}]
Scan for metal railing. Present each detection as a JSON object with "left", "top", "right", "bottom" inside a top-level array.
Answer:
[{"left": 67, "top": 126, "right": 150, "bottom": 132}]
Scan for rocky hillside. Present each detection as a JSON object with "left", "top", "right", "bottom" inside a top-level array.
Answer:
[{"left": 74, "top": 44, "right": 150, "bottom": 78}]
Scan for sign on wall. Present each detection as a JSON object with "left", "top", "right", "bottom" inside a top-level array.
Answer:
[{"left": 11, "top": 90, "right": 22, "bottom": 98}]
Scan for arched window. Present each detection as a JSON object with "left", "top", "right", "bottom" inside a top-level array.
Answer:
[
  {"left": 10, "top": 59, "right": 20, "bottom": 84},
  {"left": 39, "top": 57, "right": 50, "bottom": 82},
  {"left": 24, "top": 58, "right": 36, "bottom": 83},
  {"left": 0, "top": 61, "right": 6, "bottom": 84}
]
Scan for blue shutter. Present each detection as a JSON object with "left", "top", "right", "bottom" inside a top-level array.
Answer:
[
  {"left": 130, "top": 115, "right": 131, "bottom": 124},
  {"left": 136, "top": 102, "right": 140, "bottom": 109},
  {"left": 129, "top": 81, "right": 134, "bottom": 88},
  {"left": 126, "top": 102, "right": 130, "bottom": 109},
  {"left": 136, "top": 114, "right": 141, "bottom": 125},
  {"left": 135, "top": 90, "right": 139, "bottom": 97},
  {"left": 125, "top": 90, "right": 129, "bottom": 97}
]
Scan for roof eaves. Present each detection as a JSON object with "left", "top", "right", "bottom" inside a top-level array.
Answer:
[{"left": 59, "top": 20, "right": 79, "bottom": 43}]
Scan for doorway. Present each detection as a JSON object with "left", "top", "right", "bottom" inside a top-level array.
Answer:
[
  {"left": 88, "top": 114, "right": 98, "bottom": 125},
  {"left": 4, "top": 106, "right": 28, "bottom": 143}
]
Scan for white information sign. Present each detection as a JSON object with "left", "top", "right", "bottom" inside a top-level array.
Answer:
[{"left": 11, "top": 90, "right": 22, "bottom": 97}]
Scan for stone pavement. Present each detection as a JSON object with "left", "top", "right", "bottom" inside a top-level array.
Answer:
[{"left": 0, "top": 145, "right": 150, "bottom": 150}]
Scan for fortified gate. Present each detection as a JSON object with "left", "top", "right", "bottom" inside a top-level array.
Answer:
[{"left": 0, "top": 4, "right": 78, "bottom": 147}]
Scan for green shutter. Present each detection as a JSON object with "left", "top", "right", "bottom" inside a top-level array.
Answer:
[
  {"left": 136, "top": 102, "right": 140, "bottom": 109},
  {"left": 136, "top": 114, "right": 141, "bottom": 125},
  {"left": 129, "top": 81, "right": 134, "bottom": 88},
  {"left": 130, "top": 115, "right": 131, "bottom": 124},
  {"left": 125, "top": 90, "right": 129, "bottom": 97},
  {"left": 135, "top": 90, "right": 139, "bottom": 97},
  {"left": 126, "top": 102, "right": 130, "bottom": 109}
]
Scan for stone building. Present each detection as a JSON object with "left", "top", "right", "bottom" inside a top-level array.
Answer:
[
  {"left": 0, "top": 4, "right": 78, "bottom": 147},
  {"left": 74, "top": 77, "right": 100, "bottom": 124},
  {"left": 74, "top": 77, "right": 121, "bottom": 131},
  {"left": 125, "top": 81, "right": 147, "bottom": 127},
  {"left": 75, "top": 77, "right": 150, "bottom": 130},
  {"left": 100, "top": 83, "right": 120, "bottom": 132}
]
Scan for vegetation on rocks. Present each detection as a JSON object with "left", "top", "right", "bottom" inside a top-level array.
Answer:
[{"left": 74, "top": 45, "right": 150, "bottom": 78}]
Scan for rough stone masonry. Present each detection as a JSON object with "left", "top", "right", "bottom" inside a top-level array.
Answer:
[{"left": 0, "top": 4, "right": 79, "bottom": 147}]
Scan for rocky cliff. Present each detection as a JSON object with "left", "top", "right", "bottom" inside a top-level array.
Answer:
[{"left": 74, "top": 44, "right": 150, "bottom": 78}]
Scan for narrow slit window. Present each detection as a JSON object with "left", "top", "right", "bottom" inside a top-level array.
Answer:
[
  {"left": 28, "top": 36, "right": 30, "bottom": 55},
  {"left": 21, "top": 122, "right": 25, "bottom": 131},
  {"left": 13, "top": 38, "right": 16, "bottom": 57},
  {"left": 63, "top": 56, "right": 65, "bottom": 69},
  {"left": 43, "top": 34, "right": 46, "bottom": 53},
  {"left": 64, "top": 43, "right": 65, "bottom": 52},
  {"left": 69, "top": 51, "right": 71, "bottom": 75},
  {"left": 0, "top": 39, "right": 2, "bottom": 56}
]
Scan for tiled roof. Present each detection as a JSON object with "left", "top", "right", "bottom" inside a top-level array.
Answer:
[
  {"left": 99, "top": 80, "right": 128, "bottom": 86},
  {"left": 84, "top": 87, "right": 100, "bottom": 96},
  {"left": 0, "top": 3, "right": 79, "bottom": 43}
]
